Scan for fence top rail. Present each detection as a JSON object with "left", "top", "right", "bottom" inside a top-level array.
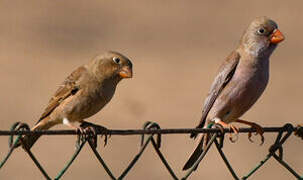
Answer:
[
  {"left": 0, "top": 126, "right": 295, "bottom": 136},
  {"left": 0, "top": 122, "right": 302, "bottom": 180}
]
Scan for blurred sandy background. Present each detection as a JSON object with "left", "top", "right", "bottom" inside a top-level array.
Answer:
[{"left": 0, "top": 0, "right": 302, "bottom": 179}]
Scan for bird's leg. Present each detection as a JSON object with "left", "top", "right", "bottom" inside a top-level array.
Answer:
[
  {"left": 63, "top": 118, "right": 90, "bottom": 145},
  {"left": 77, "top": 122, "right": 98, "bottom": 148},
  {"left": 213, "top": 118, "right": 239, "bottom": 143},
  {"left": 234, "top": 119, "right": 264, "bottom": 145},
  {"left": 63, "top": 118, "right": 85, "bottom": 133}
]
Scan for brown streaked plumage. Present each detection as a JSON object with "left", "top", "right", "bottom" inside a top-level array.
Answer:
[
  {"left": 21, "top": 51, "right": 133, "bottom": 150},
  {"left": 183, "top": 17, "right": 284, "bottom": 170}
]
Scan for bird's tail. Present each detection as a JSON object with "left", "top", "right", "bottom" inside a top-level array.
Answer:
[
  {"left": 190, "top": 119, "right": 205, "bottom": 139},
  {"left": 183, "top": 131, "right": 211, "bottom": 170},
  {"left": 15, "top": 116, "right": 54, "bottom": 150}
]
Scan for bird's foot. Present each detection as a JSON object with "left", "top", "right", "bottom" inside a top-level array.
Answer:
[
  {"left": 80, "top": 122, "right": 111, "bottom": 147},
  {"left": 98, "top": 125, "right": 110, "bottom": 147},
  {"left": 247, "top": 123, "right": 264, "bottom": 145},
  {"left": 76, "top": 126, "right": 98, "bottom": 148},
  {"left": 213, "top": 119, "right": 239, "bottom": 143},
  {"left": 235, "top": 119, "right": 264, "bottom": 145}
]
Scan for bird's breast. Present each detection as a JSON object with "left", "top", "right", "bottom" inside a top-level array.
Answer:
[
  {"left": 65, "top": 83, "right": 117, "bottom": 120},
  {"left": 213, "top": 60, "right": 269, "bottom": 123}
]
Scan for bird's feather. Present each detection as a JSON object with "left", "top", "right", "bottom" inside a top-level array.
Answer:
[
  {"left": 190, "top": 51, "right": 240, "bottom": 138},
  {"left": 36, "top": 66, "right": 87, "bottom": 124}
]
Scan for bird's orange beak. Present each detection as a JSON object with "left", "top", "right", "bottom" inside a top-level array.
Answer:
[
  {"left": 119, "top": 66, "right": 133, "bottom": 78},
  {"left": 270, "top": 29, "right": 285, "bottom": 44}
]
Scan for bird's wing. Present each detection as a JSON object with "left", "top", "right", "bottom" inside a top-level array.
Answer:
[
  {"left": 36, "top": 66, "right": 87, "bottom": 124},
  {"left": 184, "top": 51, "right": 240, "bottom": 170},
  {"left": 192, "top": 51, "right": 240, "bottom": 135}
]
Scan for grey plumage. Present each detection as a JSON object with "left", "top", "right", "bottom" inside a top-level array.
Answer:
[{"left": 183, "top": 16, "right": 284, "bottom": 170}]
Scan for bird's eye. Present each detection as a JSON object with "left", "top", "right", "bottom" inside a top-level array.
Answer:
[
  {"left": 257, "top": 28, "right": 265, "bottom": 34},
  {"left": 113, "top": 57, "right": 120, "bottom": 64}
]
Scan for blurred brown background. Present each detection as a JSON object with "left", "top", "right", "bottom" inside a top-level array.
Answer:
[{"left": 0, "top": 0, "right": 302, "bottom": 179}]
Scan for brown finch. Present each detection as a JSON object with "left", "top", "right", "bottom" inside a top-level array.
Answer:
[
  {"left": 183, "top": 16, "right": 284, "bottom": 170},
  {"left": 20, "top": 51, "right": 133, "bottom": 150}
]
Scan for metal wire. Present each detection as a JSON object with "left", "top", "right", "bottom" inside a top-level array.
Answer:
[
  {"left": 0, "top": 127, "right": 291, "bottom": 136},
  {"left": 0, "top": 122, "right": 302, "bottom": 180}
]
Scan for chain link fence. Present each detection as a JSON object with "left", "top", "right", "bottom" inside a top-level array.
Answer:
[{"left": 0, "top": 121, "right": 302, "bottom": 179}]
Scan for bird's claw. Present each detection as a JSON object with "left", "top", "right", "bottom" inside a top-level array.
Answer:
[
  {"left": 214, "top": 123, "right": 239, "bottom": 143},
  {"left": 85, "top": 126, "right": 98, "bottom": 148},
  {"left": 99, "top": 127, "right": 111, "bottom": 147},
  {"left": 229, "top": 133, "right": 239, "bottom": 143},
  {"left": 76, "top": 127, "right": 85, "bottom": 149},
  {"left": 247, "top": 123, "right": 264, "bottom": 145},
  {"left": 248, "top": 132, "right": 254, "bottom": 143},
  {"left": 227, "top": 125, "right": 239, "bottom": 143},
  {"left": 214, "top": 123, "right": 225, "bottom": 135},
  {"left": 76, "top": 126, "right": 98, "bottom": 148},
  {"left": 79, "top": 122, "right": 111, "bottom": 147}
]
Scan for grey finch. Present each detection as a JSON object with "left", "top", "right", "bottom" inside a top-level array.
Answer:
[{"left": 183, "top": 16, "right": 284, "bottom": 170}]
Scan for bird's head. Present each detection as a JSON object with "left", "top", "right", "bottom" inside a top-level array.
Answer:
[
  {"left": 88, "top": 51, "right": 133, "bottom": 82},
  {"left": 240, "top": 16, "right": 285, "bottom": 58}
]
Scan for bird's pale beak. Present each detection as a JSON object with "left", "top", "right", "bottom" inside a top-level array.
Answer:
[
  {"left": 270, "top": 29, "right": 285, "bottom": 44},
  {"left": 119, "top": 66, "right": 133, "bottom": 78}
]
